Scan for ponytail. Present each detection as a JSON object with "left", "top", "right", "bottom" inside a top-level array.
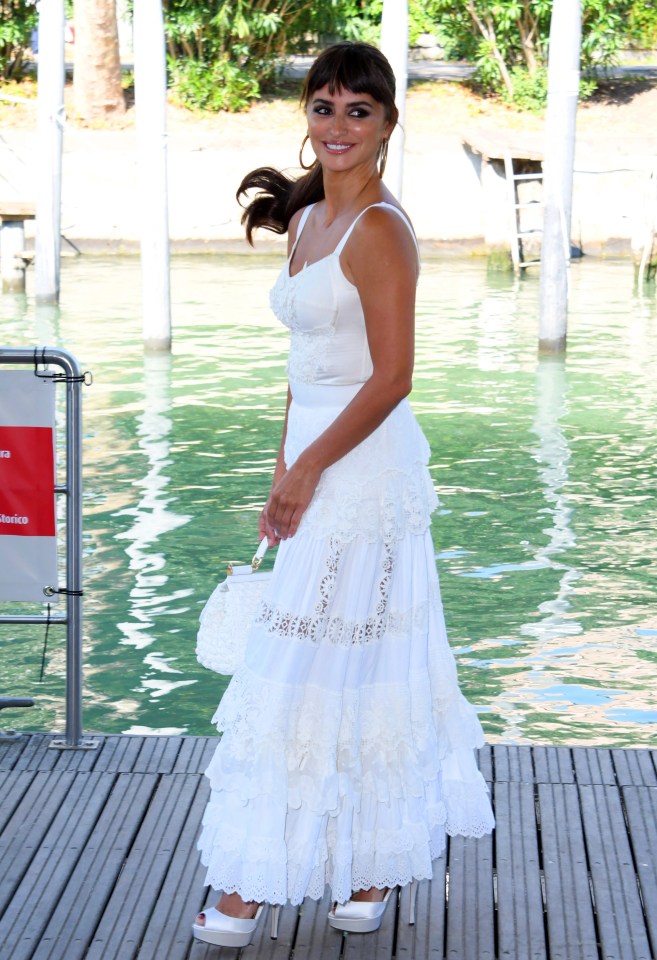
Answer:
[{"left": 237, "top": 164, "right": 324, "bottom": 245}]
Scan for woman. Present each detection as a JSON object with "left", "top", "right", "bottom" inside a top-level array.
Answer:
[{"left": 193, "top": 41, "right": 495, "bottom": 948}]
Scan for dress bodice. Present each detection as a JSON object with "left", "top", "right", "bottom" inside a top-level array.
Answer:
[{"left": 269, "top": 202, "right": 418, "bottom": 386}]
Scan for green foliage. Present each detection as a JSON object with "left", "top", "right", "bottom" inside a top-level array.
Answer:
[
  {"left": 502, "top": 65, "right": 548, "bottom": 111},
  {"left": 430, "top": 0, "right": 657, "bottom": 108},
  {"left": 0, "top": 0, "right": 37, "bottom": 80},
  {"left": 168, "top": 54, "right": 260, "bottom": 111},
  {"left": 164, "top": 0, "right": 374, "bottom": 111},
  {"left": 627, "top": 1, "right": 657, "bottom": 47}
]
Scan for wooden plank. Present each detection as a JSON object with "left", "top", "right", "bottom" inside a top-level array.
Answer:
[
  {"left": 9, "top": 732, "right": 59, "bottom": 771},
  {"left": 494, "top": 744, "right": 534, "bottom": 783},
  {"left": 572, "top": 747, "right": 616, "bottom": 786},
  {"left": 538, "top": 783, "right": 598, "bottom": 960},
  {"left": 134, "top": 735, "right": 183, "bottom": 773},
  {"left": 172, "top": 736, "right": 217, "bottom": 775},
  {"left": 0, "top": 771, "right": 114, "bottom": 960},
  {"left": 396, "top": 873, "right": 446, "bottom": 960},
  {"left": 612, "top": 748, "right": 657, "bottom": 787},
  {"left": 0, "top": 734, "right": 29, "bottom": 770},
  {"left": 92, "top": 735, "right": 145, "bottom": 773},
  {"left": 533, "top": 746, "right": 574, "bottom": 784},
  {"left": 0, "top": 200, "right": 36, "bottom": 219},
  {"left": 579, "top": 783, "right": 651, "bottom": 960},
  {"left": 249, "top": 902, "right": 300, "bottom": 959},
  {"left": 292, "top": 889, "right": 343, "bottom": 960},
  {"left": 31, "top": 773, "right": 159, "bottom": 960},
  {"left": 49, "top": 736, "right": 106, "bottom": 773},
  {"left": 0, "top": 770, "right": 76, "bottom": 915},
  {"left": 495, "top": 781, "right": 546, "bottom": 960},
  {"left": 85, "top": 774, "right": 202, "bottom": 959},
  {"left": 136, "top": 776, "right": 210, "bottom": 960},
  {"left": 0, "top": 768, "right": 36, "bottom": 833},
  {"left": 444, "top": 833, "right": 495, "bottom": 960},
  {"left": 477, "top": 744, "right": 493, "bottom": 783},
  {"left": 462, "top": 130, "right": 545, "bottom": 163},
  {"left": 620, "top": 786, "right": 657, "bottom": 952}
]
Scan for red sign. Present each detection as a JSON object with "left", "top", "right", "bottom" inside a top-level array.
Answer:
[{"left": 0, "top": 425, "right": 56, "bottom": 537}]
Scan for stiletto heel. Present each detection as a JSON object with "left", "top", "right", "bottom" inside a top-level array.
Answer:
[
  {"left": 270, "top": 904, "right": 281, "bottom": 939},
  {"left": 409, "top": 880, "right": 418, "bottom": 925}
]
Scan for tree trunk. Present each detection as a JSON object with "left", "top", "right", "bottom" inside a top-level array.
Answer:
[
  {"left": 466, "top": 1, "right": 515, "bottom": 98},
  {"left": 519, "top": 2, "right": 539, "bottom": 74},
  {"left": 74, "top": 0, "right": 125, "bottom": 121}
]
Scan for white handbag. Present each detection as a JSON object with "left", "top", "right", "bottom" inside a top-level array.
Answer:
[{"left": 196, "top": 538, "right": 272, "bottom": 675}]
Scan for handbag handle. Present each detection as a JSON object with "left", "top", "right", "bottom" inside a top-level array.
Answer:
[
  {"left": 251, "top": 537, "right": 269, "bottom": 571},
  {"left": 227, "top": 538, "right": 269, "bottom": 576}
]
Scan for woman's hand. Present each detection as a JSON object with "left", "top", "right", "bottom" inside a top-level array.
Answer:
[{"left": 262, "top": 460, "right": 321, "bottom": 540}]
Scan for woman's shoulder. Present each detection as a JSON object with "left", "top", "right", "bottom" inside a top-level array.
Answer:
[
  {"left": 361, "top": 201, "right": 414, "bottom": 234},
  {"left": 351, "top": 202, "right": 418, "bottom": 260}
]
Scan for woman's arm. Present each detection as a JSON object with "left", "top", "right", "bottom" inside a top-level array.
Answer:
[
  {"left": 265, "top": 205, "right": 419, "bottom": 540},
  {"left": 259, "top": 208, "right": 305, "bottom": 544},
  {"left": 259, "top": 386, "right": 292, "bottom": 545}
]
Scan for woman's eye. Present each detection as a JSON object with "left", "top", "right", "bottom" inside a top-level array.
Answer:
[
  {"left": 350, "top": 109, "right": 370, "bottom": 119},
  {"left": 313, "top": 106, "right": 331, "bottom": 115}
]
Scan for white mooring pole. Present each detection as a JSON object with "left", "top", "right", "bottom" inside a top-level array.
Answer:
[
  {"left": 133, "top": 0, "right": 172, "bottom": 351},
  {"left": 35, "top": 0, "right": 65, "bottom": 303},
  {"left": 380, "top": 0, "right": 408, "bottom": 201},
  {"left": 538, "top": 0, "right": 581, "bottom": 353}
]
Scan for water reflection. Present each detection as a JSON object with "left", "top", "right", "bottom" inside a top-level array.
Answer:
[
  {"left": 496, "top": 358, "right": 582, "bottom": 740},
  {"left": 113, "top": 352, "right": 195, "bottom": 701},
  {"left": 34, "top": 302, "right": 61, "bottom": 345},
  {"left": 1, "top": 255, "right": 656, "bottom": 744}
]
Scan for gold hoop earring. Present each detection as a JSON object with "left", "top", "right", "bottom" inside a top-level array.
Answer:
[
  {"left": 299, "top": 134, "right": 316, "bottom": 171},
  {"left": 378, "top": 139, "right": 389, "bottom": 179}
]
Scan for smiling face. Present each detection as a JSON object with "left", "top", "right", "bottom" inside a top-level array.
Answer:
[{"left": 306, "top": 84, "right": 393, "bottom": 176}]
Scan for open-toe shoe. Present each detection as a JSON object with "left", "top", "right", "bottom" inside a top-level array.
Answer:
[
  {"left": 192, "top": 903, "right": 280, "bottom": 947},
  {"left": 328, "top": 888, "right": 394, "bottom": 934}
]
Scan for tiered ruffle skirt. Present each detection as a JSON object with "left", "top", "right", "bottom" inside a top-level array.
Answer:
[{"left": 197, "top": 382, "right": 495, "bottom": 905}]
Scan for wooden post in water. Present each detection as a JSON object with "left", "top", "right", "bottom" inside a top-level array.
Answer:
[
  {"left": 35, "top": 0, "right": 65, "bottom": 303},
  {"left": 133, "top": 0, "right": 171, "bottom": 351},
  {"left": 538, "top": 0, "right": 581, "bottom": 353},
  {"left": 380, "top": 0, "right": 408, "bottom": 201}
]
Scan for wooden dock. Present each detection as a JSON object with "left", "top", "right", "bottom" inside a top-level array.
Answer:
[{"left": 1, "top": 734, "right": 656, "bottom": 960}]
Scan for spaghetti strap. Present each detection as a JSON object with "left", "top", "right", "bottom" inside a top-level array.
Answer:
[
  {"left": 334, "top": 202, "right": 420, "bottom": 261},
  {"left": 289, "top": 204, "right": 315, "bottom": 259}
]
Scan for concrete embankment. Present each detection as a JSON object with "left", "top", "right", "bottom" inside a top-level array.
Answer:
[{"left": 1, "top": 80, "right": 656, "bottom": 258}]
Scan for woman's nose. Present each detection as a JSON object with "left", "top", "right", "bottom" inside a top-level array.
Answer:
[{"left": 329, "top": 113, "right": 347, "bottom": 137}]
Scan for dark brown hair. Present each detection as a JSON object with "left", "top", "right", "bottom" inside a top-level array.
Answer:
[{"left": 237, "top": 42, "right": 399, "bottom": 244}]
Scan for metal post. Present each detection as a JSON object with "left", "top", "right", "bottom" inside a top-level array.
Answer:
[
  {"left": 380, "top": 0, "right": 408, "bottom": 201},
  {"left": 538, "top": 0, "right": 581, "bottom": 353},
  {"left": 0, "top": 347, "right": 96, "bottom": 749},
  {"left": 35, "top": 0, "right": 65, "bottom": 303}
]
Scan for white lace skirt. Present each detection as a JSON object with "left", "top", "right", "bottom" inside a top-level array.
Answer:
[{"left": 197, "top": 381, "right": 495, "bottom": 906}]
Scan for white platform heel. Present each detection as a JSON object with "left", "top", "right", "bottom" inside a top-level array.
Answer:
[
  {"left": 192, "top": 902, "right": 281, "bottom": 947},
  {"left": 328, "top": 881, "right": 418, "bottom": 934}
]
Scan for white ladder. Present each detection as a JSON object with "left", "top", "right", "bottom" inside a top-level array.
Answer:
[{"left": 504, "top": 153, "right": 544, "bottom": 271}]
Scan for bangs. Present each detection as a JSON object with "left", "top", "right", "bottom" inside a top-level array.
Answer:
[{"left": 301, "top": 42, "right": 396, "bottom": 113}]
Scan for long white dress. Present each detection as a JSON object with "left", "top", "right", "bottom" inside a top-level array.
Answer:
[{"left": 197, "top": 202, "right": 495, "bottom": 906}]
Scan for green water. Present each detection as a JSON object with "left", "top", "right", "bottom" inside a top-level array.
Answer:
[{"left": 1, "top": 256, "right": 656, "bottom": 746}]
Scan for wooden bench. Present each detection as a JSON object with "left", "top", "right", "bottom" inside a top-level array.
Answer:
[{"left": 0, "top": 200, "right": 35, "bottom": 292}]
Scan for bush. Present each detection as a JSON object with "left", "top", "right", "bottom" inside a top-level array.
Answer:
[
  {"left": 503, "top": 66, "right": 548, "bottom": 112},
  {"left": 168, "top": 55, "right": 261, "bottom": 112},
  {"left": 0, "top": 0, "right": 37, "bottom": 80}
]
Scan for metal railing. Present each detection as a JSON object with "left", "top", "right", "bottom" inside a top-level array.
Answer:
[{"left": 0, "top": 346, "right": 95, "bottom": 749}]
